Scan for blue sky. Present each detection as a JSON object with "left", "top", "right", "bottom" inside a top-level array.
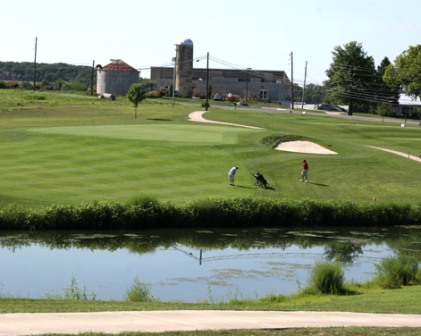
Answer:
[{"left": 2, "top": 0, "right": 420, "bottom": 85}]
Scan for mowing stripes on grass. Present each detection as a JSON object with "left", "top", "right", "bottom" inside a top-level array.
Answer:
[
  {"left": 0, "top": 125, "right": 262, "bottom": 206},
  {"left": 30, "top": 124, "right": 262, "bottom": 144}
]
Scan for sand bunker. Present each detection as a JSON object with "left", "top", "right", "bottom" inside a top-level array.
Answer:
[
  {"left": 275, "top": 141, "right": 337, "bottom": 155},
  {"left": 189, "top": 112, "right": 336, "bottom": 154}
]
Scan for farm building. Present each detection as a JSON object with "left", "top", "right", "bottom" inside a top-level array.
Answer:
[
  {"left": 96, "top": 59, "right": 139, "bottom": 96},
  {"left": 150, "top": 39, "right": 291, "bottom": 104}
]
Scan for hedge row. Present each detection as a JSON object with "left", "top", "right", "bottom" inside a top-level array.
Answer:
[{"left": 0, "top": 198, "right": 419, "bottom": 231}]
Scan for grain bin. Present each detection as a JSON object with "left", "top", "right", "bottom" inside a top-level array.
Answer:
[
  {"left": 175, "top": 39, "right": 193, "bottom": 97},
  {"left": 96, "top": 59, "right": 139, "bottom": 95}
]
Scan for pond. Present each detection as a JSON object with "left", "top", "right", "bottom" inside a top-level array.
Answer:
[{"left": 0, "top": 226, "right": 420, "bottom": 302}]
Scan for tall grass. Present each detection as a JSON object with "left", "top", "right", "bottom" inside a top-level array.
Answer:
[
  {"left": 308, "top": 262, "right": 345, "bottom": 295},
  {"left": 0, "top": 198, "right": 419, "bottom": 230},
  {"left": 375, "top": 255, "right": 420, "bottom": 288},
  {"left": 44, "top": 276, "right": 96, "bottom": 301},
  {"left": 125, "top": 277, "right": 155, "bottom": 302}
]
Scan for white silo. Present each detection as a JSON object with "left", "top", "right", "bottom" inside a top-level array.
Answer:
[
  {"left": 96, "top": 59, "right": 139, "bottom": 95},
  {"left": 175, "top": 39, "right": 194, "bottom": 97}
]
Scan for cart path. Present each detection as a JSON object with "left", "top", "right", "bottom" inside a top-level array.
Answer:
[
  {"left": 367, "top": 145, "right": 421, "bottom": 162},
  {"left": 188, "top": 111, "right": 263, "bottom": 129},
  {"left": 1, "top": 310, "right": 421, "bottom": 335}
]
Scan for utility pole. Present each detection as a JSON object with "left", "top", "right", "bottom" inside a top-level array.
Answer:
[
  {"left": 205, "top": 52, "right": 209, "bottom": 111},
  {"left": 245, "top": 67, "right": 251, "bottom": 105},
  {"left": 301, "top": 61, "right": 308, "bottom": 109},
  {"left": 172, "top": 55, "right": 176, "bottom": 107},
  {"left": 33, "top": 37, "right": 38, "bottom": 91},
  {"left": 290, "top": 52, "right": 294, "bottom": 109},
  {"left": 91, "top": 60, "right": 95, "bottom": 96}
]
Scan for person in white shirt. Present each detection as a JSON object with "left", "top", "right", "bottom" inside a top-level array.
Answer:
[{"left": 228, "top": 166, "right": 239, "bottom": 186}]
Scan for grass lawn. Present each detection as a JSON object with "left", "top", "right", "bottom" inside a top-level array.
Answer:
[
  {"left": 0, "top": 89, "right": 420, "bottom": 335},
  {"left": 0, "top": 90, "right": 421, "bottom": 207}
]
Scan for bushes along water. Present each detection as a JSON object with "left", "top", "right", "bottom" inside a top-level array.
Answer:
[{"left": 0, "top": 198, "right": 419, "bottom": 231}]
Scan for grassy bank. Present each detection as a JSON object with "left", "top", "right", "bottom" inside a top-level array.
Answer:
[
  {"left": 0, "top": 198, "right": 419, "bottom": 230},
  {"left": 1, "top": 285, "right": 421, "bottom": 314}
]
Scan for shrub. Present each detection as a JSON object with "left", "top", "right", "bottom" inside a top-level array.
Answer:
[
  {"left": 0, "top": 198, "right": 419, "bottom": 231},
  {"left": 126, "top": 277, "right": 155, "bottom": 302},
  {"left": 375, "top": 255, "right": 418, "bottom": 288},
  {"left": 44, "top": 276, "right": 96, "bottom": 300},
  {"left": 309, "top": 261, "right": 345, "bottom": 294},
  {"left": 24, "top": 93, "right": 46, "bottom": 100},
  {"left": 415, "top": 268, "right": 421, "bottom": 285}
]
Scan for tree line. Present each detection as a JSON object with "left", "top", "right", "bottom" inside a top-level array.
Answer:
[
  {"left": 0, "top": 61, "right": 94, "bottom": 90},
  {"left": 323, "top": 42, "right": 421, "bottom": 116},
  {"left": 2, "top": 42, "right": 420, "bottom": 117}
]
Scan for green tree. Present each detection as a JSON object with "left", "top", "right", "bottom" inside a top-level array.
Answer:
[
  {"left": 127, "top": 83, "right": 146, "bottom": 119},
  {"left": 383, "top": 44, "right": 421, "bottom": 98},
  {"left": 325, "top": 41, "right": 377, "bottom": 115},
  {"left": 293, "top": 83, "right": 303, "bottom": 103},
  {"left": 303, "top": 83, "right": 325, "bottom": 104},
  {"left": 375, "top": 57, "right": 399, "bottom": 115}
]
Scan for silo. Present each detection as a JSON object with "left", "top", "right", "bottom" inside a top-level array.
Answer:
[
  {"left": 96, "top": 59, "right": 139, "bottom": 95},
  {"left": 175, "top": 39, "right": 193, "bottom": 97}
]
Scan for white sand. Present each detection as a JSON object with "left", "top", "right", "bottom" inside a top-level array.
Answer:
[
  {"left": 188, "top": 111, "right": 336, "bottom": 154},
  {"left": 275, "top": 140, "right": 337, "bottom": 155}
]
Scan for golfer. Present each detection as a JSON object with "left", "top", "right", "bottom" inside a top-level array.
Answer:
[
  {"left": 228, "top": 166, "right": 239, "bottom": 186},
  {"left": 301, "top": 160, "right": 309, "bottom": 182}
]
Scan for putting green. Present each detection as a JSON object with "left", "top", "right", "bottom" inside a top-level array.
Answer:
[{"left": 30, "top": 124, "right": 263, "bottom": 144}]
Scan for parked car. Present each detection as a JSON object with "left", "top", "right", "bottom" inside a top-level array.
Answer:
[
  {"left": 213, "top": 95, "right": 225, "bottom": 101},
  {"left": 317, "top": 104, "right": 346, "bottom": 112}
]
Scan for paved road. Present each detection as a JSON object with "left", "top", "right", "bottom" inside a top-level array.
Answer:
[{"left": 1, "top": 311, "right": 421, "bottom": 335}]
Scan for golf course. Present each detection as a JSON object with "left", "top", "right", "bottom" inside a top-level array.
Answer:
[
  {"left": 1, "top": 90, "right": 421, "bottom": 336},
  {"left": 1, "top": 89, "right": 420, "bottom": 209}
]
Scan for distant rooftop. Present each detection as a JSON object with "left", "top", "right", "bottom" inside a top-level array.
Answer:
[
  {"left": 101, "top": 59, "right": 138, "bottom": 72},
  {"left": 399, "top": 93, "right": 421, "bottom": 106},
  {"left": 180, "top": 38, "right": 193, "bottom": 46}
]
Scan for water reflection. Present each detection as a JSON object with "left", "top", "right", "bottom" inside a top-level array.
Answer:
[{"left": 0, "top": 226, "right": 419, "bottom": 302}]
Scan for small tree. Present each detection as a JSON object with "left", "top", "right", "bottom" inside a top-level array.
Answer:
[{"left": 127, "top": 83, "right": 146, "bottom": 119}]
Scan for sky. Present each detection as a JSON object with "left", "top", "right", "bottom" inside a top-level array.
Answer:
[{"left": 2, "top": 0, "right": 420, "bottom": 85}]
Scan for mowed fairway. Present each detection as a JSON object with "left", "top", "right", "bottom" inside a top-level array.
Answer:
[
  {"left": 0, "top": 123, "right": 263, "bottom": 206},
  {"left": 1, "top": 90, "right": 421, "bottom": 207}
]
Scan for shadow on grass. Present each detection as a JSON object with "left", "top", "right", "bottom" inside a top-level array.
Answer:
[
  {"left": 308, "top": 181, "right": 329, "bottom": 187},
  {"left": 231, "top": 185, "right": 255, "bottom": 190},
  {"left": 146, "top": 118, "right": 173, "bottom": 121}
]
